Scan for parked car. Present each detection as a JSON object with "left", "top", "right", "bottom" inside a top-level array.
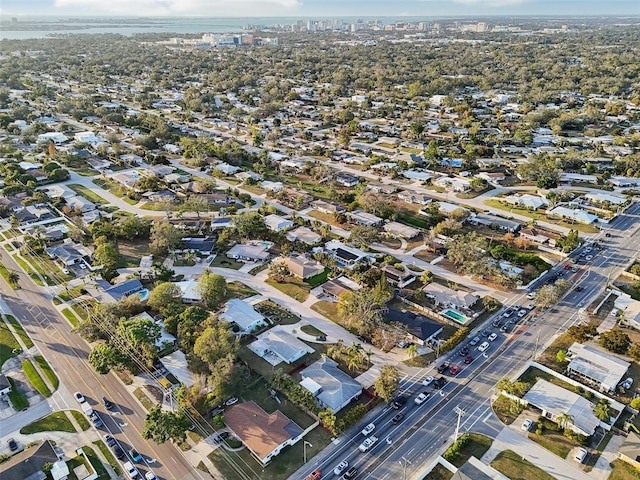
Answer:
[
  {"left": 469, "top": 336, "right": 480, "bottom": 346},
  {"left": 342, "top": 466, "right": 358, "bottom": 480},
  {"left": 8, "top": 438, "right": 18, "bottom": 451},
  {"left": 527, "top": 292, "right": 536, "bottom": 300},
  {"left": 517, "top": 309, "right": 528, "bottom": 318},
  {"left": 449, "top": 365, "right": 462, "bottom": 375},
  {"left": 458, "top": 346, "right": 470, "bottom": 356},
  {"left": 481, "top": 329, "right": 490, "bottom": 337},
  {"left": 145, "top": 472, "right": 158, "bottom": 480},
  {"left": 502, "top": 309, "right": 514, "bottom": 318},
  {"left": 392, "top": 395, "right": 408, "bottom": 409},
  {"left": 104, "top": 435, "right": 116, "bottom": 447},
  {"left": 391, "top": 413, "right": 405, "bottom": 425},
  {"left": 334, "top": 460, "right": 349, "bottom": 476},
  {"left": 436, "top": 361, "right": 451, "bottom": 373},
  {"left": 522, "top": 419, "right": 533, "bottom": 431},
  {"left": 214, "top": 432, "right": 229, "bottom": 443},
  {"left": 621, "top": 378, "right": 633, "bottom": 389},
  {"left": 500, "top": 324, "right": 509, "bottom": 333},
  {"left": 358, "top": 436, "right": 378, "bottom": 452},
  {"left": 129, "top": 448, "right": 143, "bottom": 463},
  {"left": 414, "top": 393, "right": 429, "bottom": 405},
  {"left": 488, "top": 333, "right": 498, "bottom": 342},
  {"left": 103, "top": 397, "right": 114, "bottom": 410},
  {"left": 316, "top": 335, "right": 326, "bottom": 341},
  {"left": 74, "top": 392, "right": 85, "bottom": 403},
  {"left": 123, "top": 461, "right": 140, "bottom": 479},
  {"left": 492, "top": 319, "right": 502, "bottom": 328},
  {"left": 305, "top": 469, "right": 321, "bottom": 480},
  {"left": 112, "top": 444, "right": 125, "bottom": 459},
  {"left": 224, "top": 397, "right": 239, "bottom": 407},
  {"left": 463, "top": 355, "right": 474, "bottom": 364},
  {"left": 575, "top": 448, "right": 588, "bottom": 463},
  {"left": 477, "top": 342, "right": 490, "bottom": 353},
  {"left": 90, "top": 413, "right": 103, "bottom": 428},
  {"left": 422, "top": 376, "right": 434, "bottom": 386},
  {"left": 361, "top": 423, "right": 375, "bottom": 436}
]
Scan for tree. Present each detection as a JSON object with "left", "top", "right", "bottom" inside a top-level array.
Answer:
[
  {"left": 142, "top": 405, "right": 191, "bottom": 444},
  {"left": 88, "top": 343, "right": 118, "bottom": 374},
  {"left": 7, "top": 271, "right": 19, "bottom": 287},
  {"left": 482, "top": 297, "right": 501, "bottom": 313},
  {"left": 268, "top": 261, "right": 290, "bottom": 283},
  {"left": 373, "top": 365, "right": 399, "bottom": 402},
  {"left": 599, "top": 329, "right": 630, "bottom": 354},
  {"left": 118, "top": 216, "right": 150, "bottom": 240},
  {"left": 593, "top": 399, "right": 610, "bottom": 422},
  {"left": 93, "top": 242, "right": 119, "bottom": 281},
  {"left": 556, "top": 350, "right": 567, "bottom": 363},
  {"left": 148, "top": 282, "right": 183, "bottom": 314},
  {"left": 407, "top": 343, "right": 418, "bottom": 359},
  {"left": 193, "top": 322, "right": 238, "bottom": 368},
  {"left": 337, "top": 279, "right": 390, "bottom": 336},
  {"left": 420, "top": 270, "right": 434, "bottom": 284},
  {"left": 233, "top": 211, "right": 267, "bottom": 238},
  {"left": 150, "top": 221, "right": 182, "bottom": 256},
  {"left": 349, "top": 225, "right": 380, "bottom": 249},
  {"left": 319, "top": 408, "right": 338, "bottom": 435},
  {"left": 627, "top": 343, "right": 640, "bottom": 362},
  {"left": 197, "top": 270, "right": 226, "bottom": 308},
  {"left": 534, "top": 284, "right": 561, "bottom": 309},
  {"left": 557, "top": 412, "right": 574, "bottom": 431}
]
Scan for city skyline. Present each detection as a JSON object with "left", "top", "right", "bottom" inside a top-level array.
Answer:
[{"left": 2, "top": 0, "right": 639, "bottom": 18}]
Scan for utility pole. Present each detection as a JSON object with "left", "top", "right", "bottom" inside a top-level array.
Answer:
[{"left": 454, "top": 406, "right": 465, "bottom": 441}]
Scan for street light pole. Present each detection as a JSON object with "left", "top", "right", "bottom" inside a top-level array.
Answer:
[
  {"left": 399, "top": 456, "right": 412, "bottom": 480},
  {"left": 454, "top": 406, "right": 465, "bottom": 441},
  {"left": 303, "top": 441, "right": 312, "bottom": 464}
]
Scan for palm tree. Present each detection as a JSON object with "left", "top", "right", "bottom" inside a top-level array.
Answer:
[
  {"left": 8, "top": 271, "right": 20, "bottom": 287},
  {"left": 557, "top": 412, "right": 574, "bottom": 431}
]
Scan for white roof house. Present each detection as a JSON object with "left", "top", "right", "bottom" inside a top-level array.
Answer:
[
  {"left": 583, "top": 192, "right": 627, "bottom": 206},
  {"left": 161, "top": 350, "right": 195, "bottom": 387},
  {"left": 567, "top": 343, "right": 630, "bottom": 392},
  {"left": 226, "top": 241, "right": 272, "bottom": 262},
  {"left": 547, "top": 206, "right": 599, "bottom": 224},
  {"left": 402, "top": 169, "right": 433, "bottom": 182},
  {"left": 347, "top": 210, "right": 383, "bottom": 227},
  {"left": 264, "top": 214, "right": 294, "bottom": 232},
  {"left": 214, "top": 162, "right": 240, "bottom": 175},
  {"left": 249, "top": 325, "right": 314, "bottom": 365},
  {"left": 504, "top": 194, "right": 549, "bottom": 210},
  {"left": 613, "top": 290, "right": 640, "bottom": 331},
  {"left": 523, "top": 379, "right": 603, "bottom": 436},
  {"left": 434, "top": 176, "right": 471, "bottom": 192},
  {"left": 174, "top": 279, "right": 202, "bottom": 303},
  {"left": 74, "top": 131, "right": 104, "bottom": 144},
  {"left": 261, "top": 180, "right": 284, "bottom": 192},
  {"left": 300, "top": 357, "right": 363, "bottom": 413},
  {"left": 383, "top": 221, "right": 420, "bottom": 239},
  {"left": 37, "top": 132, "right": 68, "bottom": 144},
  {"left": 66, "top": 195, "right": 96, "bottom": 213},
  {"left": 286, "top": 226, "right": 322, "bottom": 245},
  {"left": 220, "top": 299, "right": 267, "bottom": 334}
]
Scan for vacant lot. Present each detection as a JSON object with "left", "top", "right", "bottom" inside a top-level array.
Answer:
[{"left": 491, "top": 449, "right": 556, "bottom": 480}]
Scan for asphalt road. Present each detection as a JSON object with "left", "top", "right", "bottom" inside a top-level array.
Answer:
[
  {"left": 295, "top": 201, "right": 640, "bottom": 480},
  {"left": 0, "top": 252, "right": 210, "bottom": 480}
]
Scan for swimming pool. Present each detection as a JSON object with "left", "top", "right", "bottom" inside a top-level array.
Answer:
[
  {"left": 442, "top": 309, "right": 468, "bottom": 324},
  {"left": 137, "top": 289, "right": 150, "bottom": 301}
]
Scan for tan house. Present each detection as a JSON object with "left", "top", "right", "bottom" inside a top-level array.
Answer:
[
  {"left": 618, "top": 432, "right": 640, "bottom": 468},
  {"left": 280, "top": 255, "right": 325, "bottom": 280}
]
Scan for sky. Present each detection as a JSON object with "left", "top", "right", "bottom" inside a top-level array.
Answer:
[{"left": 1, "top": 0, "right": 639, "bottom": 18}]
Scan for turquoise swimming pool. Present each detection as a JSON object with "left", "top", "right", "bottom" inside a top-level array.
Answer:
[{"left": 442, "top": 309, "right": 468, "bottom": 324}]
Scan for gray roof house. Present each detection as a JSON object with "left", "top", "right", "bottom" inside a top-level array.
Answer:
[
  {"left": 249, "top": 325, "right": 314, "bottom": 365},
  {"left": 0, "top": 440, "right": 60, "bottom": 480},
  {"left": 99, "top": 278, "right": 144, "bottom": 302},
  {"left": 300, "top": 356, "right": 363, "bottom": 413},
  {"left": 566, "top": 343, "right": 630, "bottom": 392},
  {"left": 220, "top": 299, "right": 267, "bottom": 334}
]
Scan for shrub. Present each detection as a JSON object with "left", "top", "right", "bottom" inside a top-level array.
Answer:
[{"left": 337, "top": 404, "right": 368, "bottom": 432}]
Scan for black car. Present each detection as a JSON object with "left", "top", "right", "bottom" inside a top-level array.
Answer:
[
  {"left": 342, "top": 467, "right": 358, "bottom": 480},
  {"left": 8, "top": 438, "right": 18, "bottom": 452},
  {"left": 436, "top": 361, "right": 450, "bottom": 373},
  {"left": 481, "top": 329, "right": 490, "bottom": 337},
  {"left": 315, "top": 335, "right": 326, "bottom": 341},
  {"left": 458, "top": 346, "right": 469, "bottom": 356},
  {"left": 576, "top": 286, "right": 584, "bottom": 292},
  {"left": 434, "top": 377, "right": 448, "bottom": 389},
  {"left": 492, "top": 320, "right": 502, "bottom": 328},
  {"left": 214, "top": 432, "right": 229, "bottom": 443},
  {"left": 103, "top": 397, "right": 114, "bottom": 410},
  {"left": 112, "top": 444, "right": 125, "bottom": 459},
  {"left": 391, "top": 412, "right": 404, "bottom": 425},
  {"left": 391, "top": 395, "right": 408, "bottom": 409}
]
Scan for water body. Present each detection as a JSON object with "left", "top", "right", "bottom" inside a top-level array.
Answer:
[{"left": 0, "top": 16, "right": 430, "bottom": 40}]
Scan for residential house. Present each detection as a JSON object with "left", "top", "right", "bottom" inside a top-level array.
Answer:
[
  {"left": 617, "top": 432, "right": 640, "bottom": 469},
  {"left": 381, "top": 265, "right": 416, "bottom": 288},
  {"left": 220, "top": 298, "right": 267, "bottom": 334},
  {"left": 174, "top": 279, "right": 202, "bottom": 303},
  {"left": 226, "top": 241, "right": 272, "bottom": 262},
  {"left": 225, "top": 401, "right": 304, "bottom": 465},
  {"left": 262, "top": 181, "right": 284, "bottom": 192},
  {"left": 403, "top": 169, "right": 433, "bottom": 182},
  {"left": 0, "top": 374, "right": 11, "bottom": 397},
  {"left": 422, "top": 283, "right": 480, "bottom": 311},
  {"left": 110, "top": 170, "right": 142, "bottom": 187},
  {"left": 214, "top": 162, "right": 240, "bottom": 175},
  {"left": 547, "top": 206, "right": 599, "bottom": 225},
  {"left": 37, "top": 132, "right": 68, "bottom": 144},
  {"left": 145, "top": 190, "right": 177, "bottom": 203},
  {"left": 300, "top": 356, "right": 363, "bottom": 413},
  {"left": 74, "top": 131, "right": 103, "bottom": 144},
  {"left": 286, "top": 226, "right": 322, "bottom": 245},
  {"left": 211, "top": 217, "right": 233, "bottom": 230},
  {"left": 164, "top": 173, "right": 191, "bottom": 184},
  {"left": 566, "top": 343, "right": 630, "bottom": 392},
  {"left": 384, "top": 308, "right": 443, "bottom": 346},
  {"left": 119, "top": 153, "right": 143, "bottom": 165},
  {"left": 613, "top": 290, "right": 640, "bottom": 331},
  {"left": 197, "top": 193, "right": 233, "bottom": 205},
  {"left": 0, "top": 440, "right": 63, "bottom": 480},
  {"left": 477, "top": 172, "right": 506, "bottom": 184},
  {"left": 383, "top": 221, "right": 420, "bottom": 239},
  {"left": 249, "top": 325, "right": 314, "bottom": 365},
  {"left": 504, "top": 194, "right": 549, "bottom": 210},
  {"left": 347, "top": 210, "right": 383, "bottom": 227},
  {"left": 519, "top": 227, "right": 556, "bottom": 246},
  {"left": 432, "top": 202, "right": 469, "bottom": 217},
  {"left": 178, "top": 237, "right": 216, "bottom": 255},
  {"left": 14, "top": 205, "right": 60, "bottom": 226},
  {"left": 397, "top": 190, "right": 432, "bottom": 205},
  {"left": 46, "top": 241, "right": 91, "bottom": 266},
  {"left": 324, "top": 240, "right": 372, "bottom": 269},
  {"left": 148, "top": 165, "right": 174, "bottom": 177},
  {"left": 264, "top": 214, "right": 294, "bottom": 232},
  {"left": 65, "top": 195, "right": 96, "bottom": 213},
  {"left": 321, "top": 276, "right": 361, "bottom": 300},
  {"left": 367, "top": 182, "right": 396, "bottom": 194},
  {"left": 583, "top": 192, "right": 627, "bottom": 207},
  {"left": 312, "top": 200, "right": 345, "bottom": 215},
  {"left": 467, "top": 213, "right": 521, "bottom": 233},
  {"left": 523, "top": 380, "right": 604, "bottom": 436},
  {"left": 279, "top": 255, "right": 325, "bottom": 280},
  {"left": 235, "top": 171, "right": 263, "bottom": 183},
  {"left": 160, "top": 350, "right": 195, "bottom": 387},
  {"left": 335, "top": 172, "right": 360, "bottom": 187},
  {"left": 434, "top": 176, "right": 471, "bottom": 192},
  {"left": 99, "top": 278, "right": 144, "bottom": 303},
  {"left": 279, "top": 158, "right": 307, "bottom": 172},
  {"left": 609, "top": 176, "right": 640, "bottom": 188},
  {"left": 560, "top": 173, "right": 598, "bottom": 184}
]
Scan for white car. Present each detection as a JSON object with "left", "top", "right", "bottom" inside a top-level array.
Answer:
[
  {"left": 585, "top": 255, "right": 593, "bottom": 261},
  {"left": 422, "top": 376, "right": 434, "bottom": 386},
  {"left": 488, "top": 333, "right": 498, "bottom": 342},
  {"left": 522, "top": 419, "right": 533, "bottom": 431},
  {"left": 477, "top": 342, "right": 490, "bottom": 353},
  {"left": 526, "top": 303, "right": 535, "bottom": 310},
  {"left": 358, "top": 436, "right": 378, "bottom": 452},
  {"left": 414, "top": 393, "right": 429, "bottom": 406},
  {"left": 575, "top": 447, "right": 588, "bottom": 463},
  {"left": 79, "top": 263, "right": 87, "bottom": 270},
  {"left": 333, "top": 460, "right": 349, "bottom": 476},
  {"left": 145, "top": 473, "right": 157, "bottom": 480},
  {"left": 123, "top": 461, "right": 140, "bottom": 479},
  {"left": 517, "top": 309, "right": 528, "bottom": 318},
  {"left": 361, "top": 423, "right": 375, "bottom": 436},
  {"left": 527, "top": 292, "right": 536, "bottom": 300},
  {"left": 74, "top": 392, "right": 85, "bottom": 403}
]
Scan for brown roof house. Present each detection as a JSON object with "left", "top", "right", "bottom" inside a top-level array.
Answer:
[
  {"left": 0, "top": 440, "right": 67, "bottom": 480},
  {"left": 279, "top": 255, "right": 325, "bottom": 280},
  {"left": 224, "top": 401, "right": 304, "bottom": 465},
  {"left": 617, "top": 431, "right": 640, "bottom": 468}
]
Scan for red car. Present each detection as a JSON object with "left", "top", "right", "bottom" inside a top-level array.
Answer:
[
  {"left": 449, "top": 365, "right": 462, "bottom": 375},
  {"left": 463, "top": 355, "right": 474, "bottom": 364},
  {"left": 306, "top": 469, "right": 321, "bottom": 480},
  {"left": 564, "top": 263, "right": 571, "bottom": 270}
]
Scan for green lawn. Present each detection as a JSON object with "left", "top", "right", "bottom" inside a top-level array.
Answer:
[
  {"left": 82, "top": 446, "right": 110, "bottom": 480},
  {"left": 35, "top": 355, "right": 59, "bottom": 390},
  {"left": 528, "top": 429, "right": 574, "bottom": 459},
  {"left": 444, "top": 433, "right": 493, "bottom": 468},
  {"left": 71, "top": 410, "right": 91, "bottom": 430},
  {"left": 300, "top": 324, "right": 325, "bottom": 337},
  {"left": 491, "top": 449, "right": 557, "bottom": 480},
  {"left": 492, "top": 395, "right": 520, "bottom": 425},
  {"left": 608, "top": 459, "right": 640, "bottom": 480},
  {"left": 424, "top": 463, "right": 454, "bottom": 480},
  {"left": 266, "top": 277, "right": 309, "bottom": 302},
  {"left": 306, "top": 270, "right": 329, "bottom": 287},
  {"left": 93, "top": 440, "right": 122, "bottom": 476},
  {"left": 0, "top": 319, "right": 21, "bottom": 367},
  {"left": 61, "top": 308, "right": 80, "bottom": 328},
  {"left": 20, "top": 411, "right": 76, "bottom": 434},
  {"left": 13, "top": 256, "right": 44, "bottom": 286},
  {"left": 8, "top": 377, "right": 29, "bottom": 410},
  {"left": 133, "top": 387, "right": 154, "bottom": 411},
  {"left": 310, "top": 300, "right": 340, "bottom": 323},
  {"left": 67, "top": 184, "right": 109, "bottom": 204},
  {"left": 24, "top": 252, "right": 74, "bottom": 285},
  {"left": 6, "top": 315, "right": 34, "bottom": 349},
  {"left": 222, "top": 281, "right": 258, "bottom": 302},
  {"left": 0, "top": 262, "right": 18, "bottom": 289},
  {"left": 210, "top": 255, "right": 244, "bottom": 270},
  {"left": 22, "top": 359, "right": 51, "bottom": 397}
]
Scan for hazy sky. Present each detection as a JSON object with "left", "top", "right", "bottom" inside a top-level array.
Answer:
[{"left": 2, "top": 0, "right": 639, "bottom": 17}]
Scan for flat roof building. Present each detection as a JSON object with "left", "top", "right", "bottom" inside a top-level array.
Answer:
[{"left": 567, "top": 343, "right": 630, "bottom": 392}]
